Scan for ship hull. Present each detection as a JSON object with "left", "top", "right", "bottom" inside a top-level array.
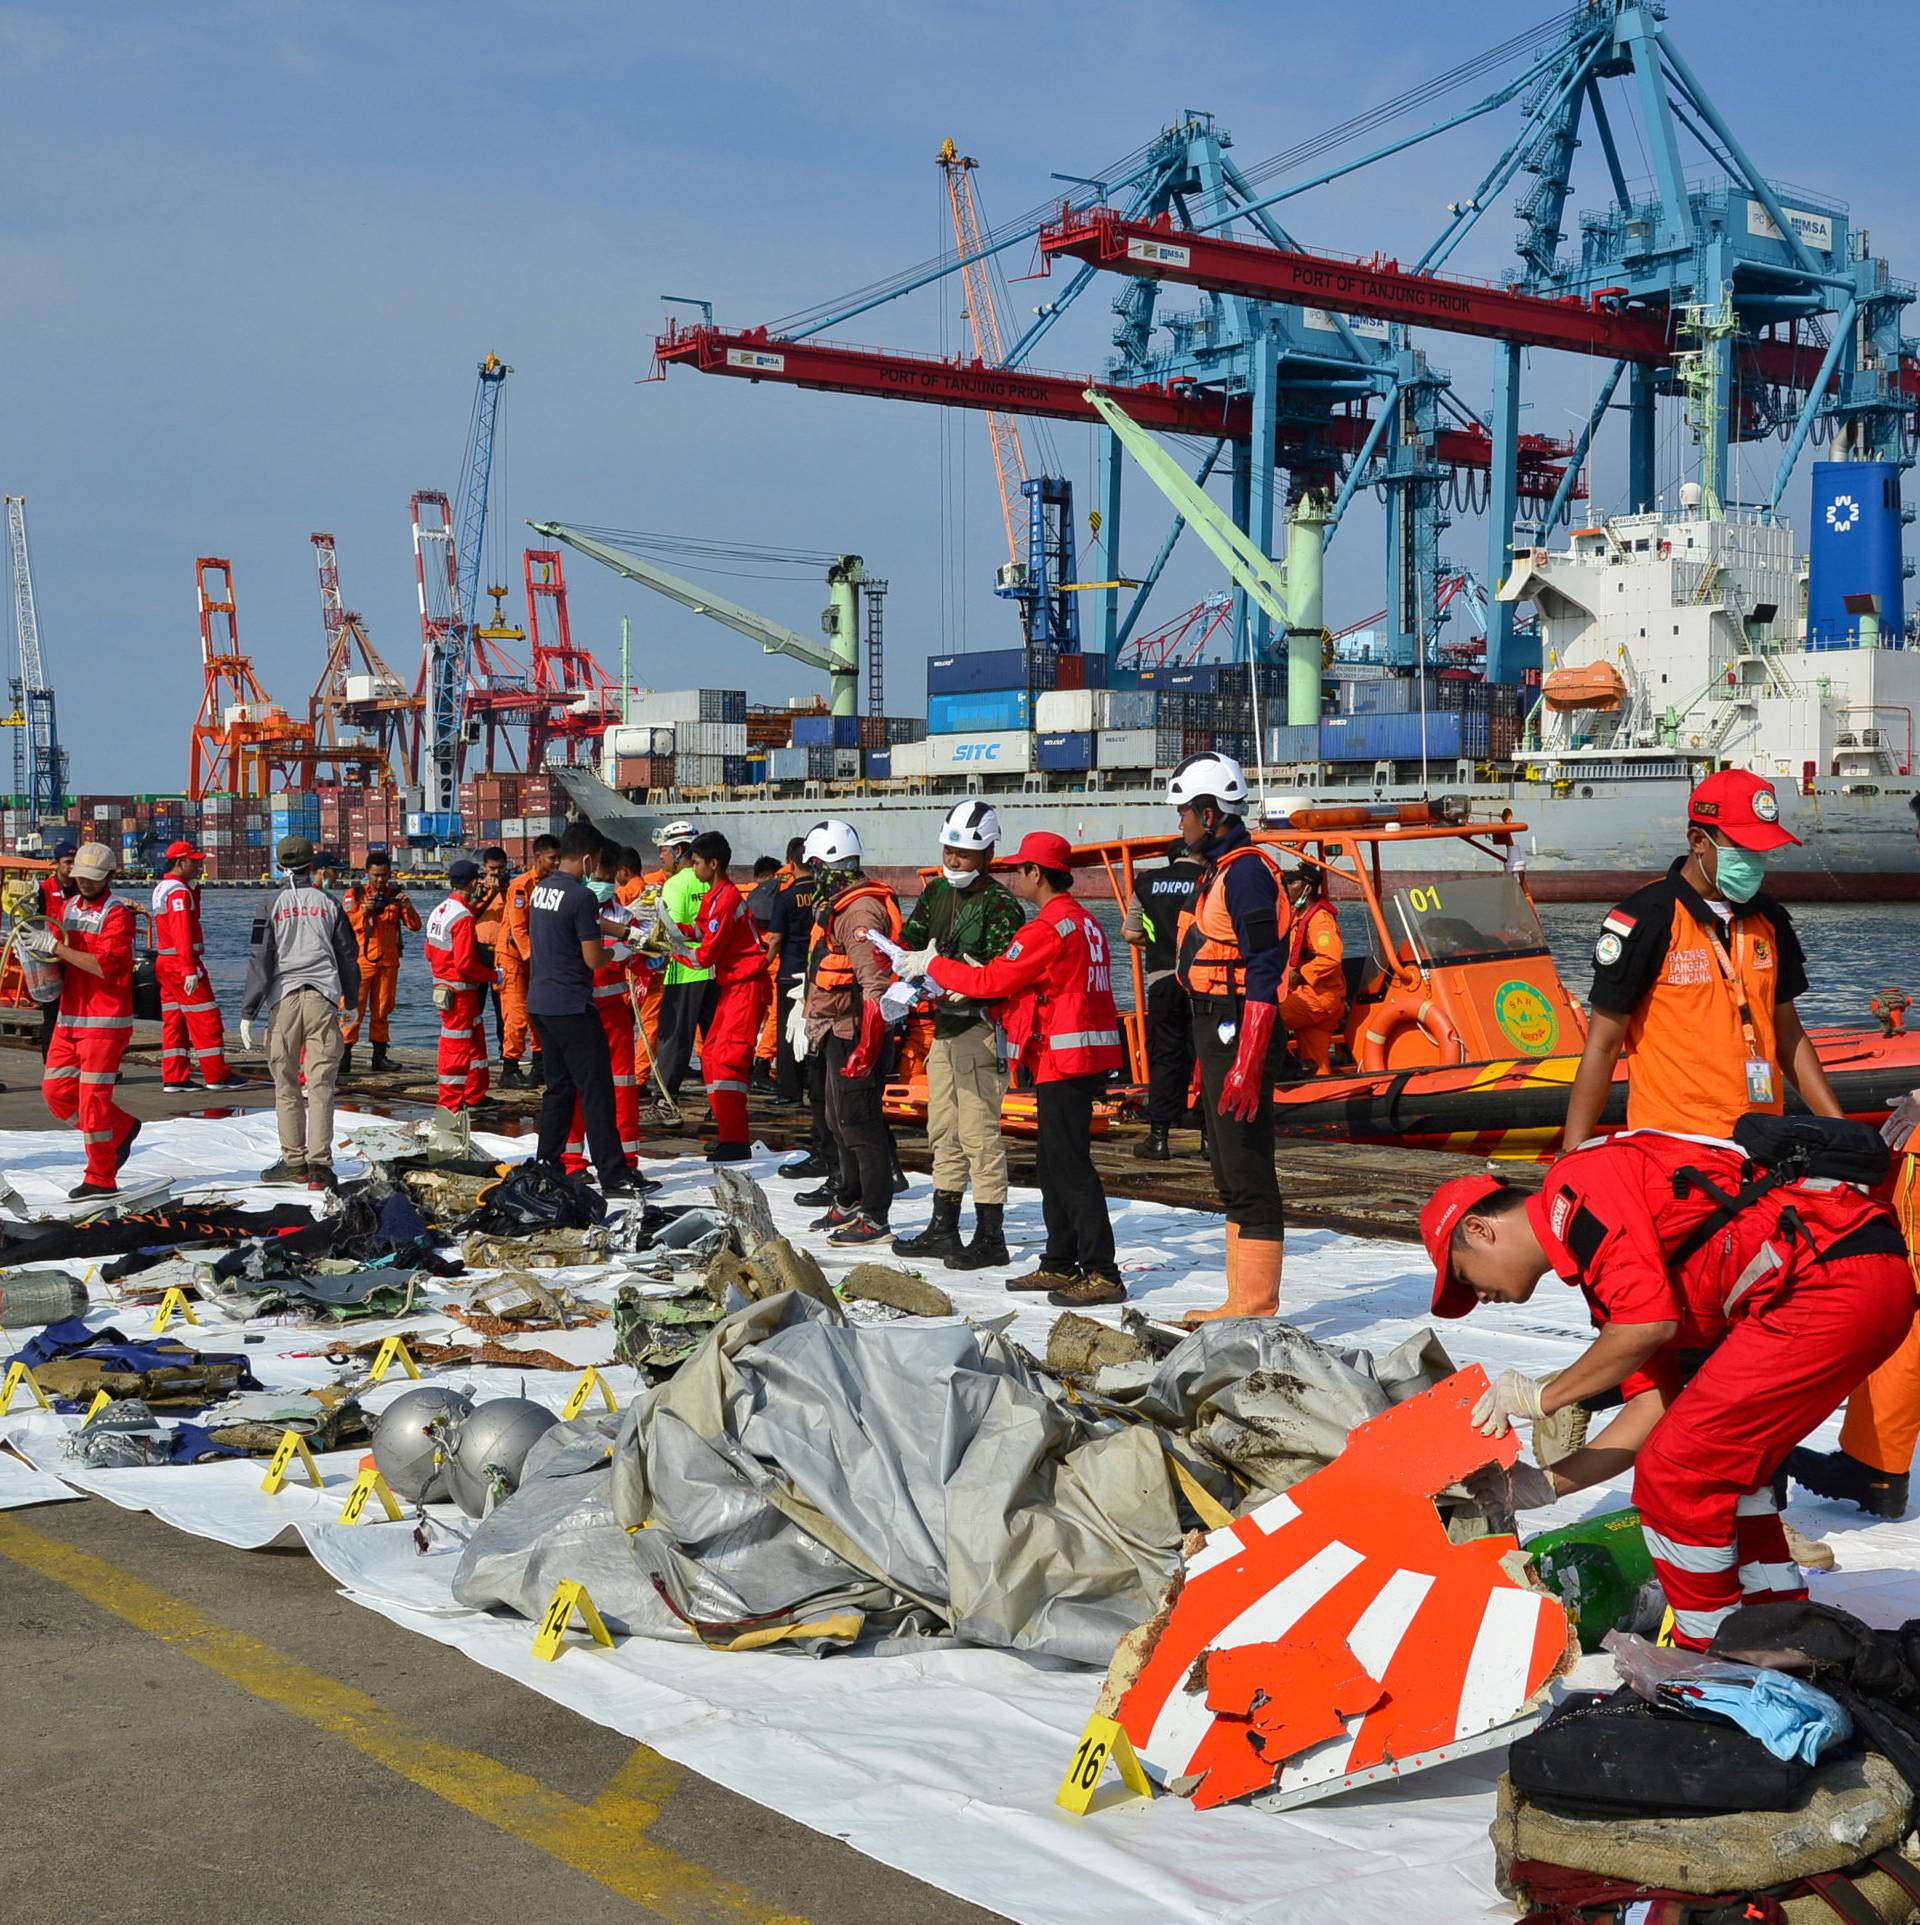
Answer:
[{"left": 557, "top": 767, "right": 1920, "bottom": 902}]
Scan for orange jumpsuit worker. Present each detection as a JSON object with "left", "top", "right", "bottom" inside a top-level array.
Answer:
[
  {"left": 689, "top": 830, "right": 771, "bottom": 1163},
  {"left": 37, "top": 841, "right": 140, "bottom": 1199},
  {"left": 1278, "top": 863, "right": 1345, "bottom": 1077},
  {"left": 341, "top": 848, "right": 419, "bottom": 1073},
  {"left": 471, "top": 845, "right": 511, "bottom": 1064},
  {"left": 499, "top": 834, "right": 560, "bottom": 1086},
  {"left": 425, "top": 860, "right": 492, "bottom": 1113},
  {"left": 152, "top": 839, "right": 235, "bottom": 1091},
  {"left": 616, "top": 842, "right": 666, "bottom": 1078}
]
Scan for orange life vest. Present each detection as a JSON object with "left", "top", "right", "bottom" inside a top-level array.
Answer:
[
  {"left": 1176, "top": 843, "right": 1292, "bottom": 1000},
  {"left": 808, "top": 879, "right": 902, "bottom": 994}
]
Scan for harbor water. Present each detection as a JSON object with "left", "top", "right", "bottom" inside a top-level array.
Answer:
[{"left": 185, "top": 886, "right": 1917, "bottom": 1052}]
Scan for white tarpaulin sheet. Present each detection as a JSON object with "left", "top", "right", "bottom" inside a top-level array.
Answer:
[{"left": 2, "top": 1110, "right": 1917, "bottom": 1923}]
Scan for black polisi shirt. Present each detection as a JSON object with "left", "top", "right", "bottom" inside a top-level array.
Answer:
[{"left": 526, "top": 869, "right": 602, "bottom": 1018}]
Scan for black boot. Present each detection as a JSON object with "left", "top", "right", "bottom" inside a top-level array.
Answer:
[
  {"left": 946, "top": 1201, "right": 1008, "bottom": 1270},
  {"left": 500, "top": 1061, "right": 529, "bottom": 1088},
  {"left": 780, "top": 1152, "right": 831, "bottom": 1181},
  {"left": 340, "top": 1046, "right": 354, "bottom": 1076},
  {"left": 371, "top": 1042, "right": 391, "bottom": 1072},
  {"left": 795, "top": 1182, "right": 842, "bottom": 1208},
  {"left": 1133, "top": 1124, "right": 1171, "bottom": 1162},
  {"left": 528, "top": 1055, "right": 545, "bottom": 1087},
  {"left": 893, "top": 1190, "right": 964, "bottom": 1261},
  {"left": 1786, "top": 1446, "right": 1911, "bottom": 1519}
]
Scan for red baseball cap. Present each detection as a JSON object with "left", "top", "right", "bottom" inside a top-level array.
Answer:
[
  {"left": 1687, "top": 770, "right": 1799, "bottom": 852},
  {"left": 993, "top": 830, "right": 1075, "bottom": 871},
  {"left": 165, "top": 839, "right": 209, "bottom": 860},
  {"left": 1421, "top": 1173, "right": 1511, "bottom": 1319}
]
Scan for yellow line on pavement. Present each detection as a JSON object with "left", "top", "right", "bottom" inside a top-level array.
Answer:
[{"left": 0, "top": 1515, "right": 806, "bottom": 1924}]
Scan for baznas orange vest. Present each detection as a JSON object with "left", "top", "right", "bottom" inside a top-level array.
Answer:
[
  {"left": 1176, "top": 843, "right": 1292, "bottom": 1000},
  {"left": 808, "top": 879, "right": 901, "bottom": 993}
]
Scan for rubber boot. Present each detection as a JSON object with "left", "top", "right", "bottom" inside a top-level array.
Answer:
[
  {"left": 893, "top": 1190, "right": 964, "bottom": 1261},
  {"left": 1182, "top": 1227, "right": 1283, "bottom": 1326},
  {"left": 371, "top": 1042, "right": 391, "bottom": 1073},
  {"left": 500, "top": 1061, "right": 528, "bottom": 1088},
  {"left": 946, "top": 1201, "right": 1009, "bottom": 1271},
  {"left": 1133, "top": 1124, "right": 1171, "bottom": 1162}
]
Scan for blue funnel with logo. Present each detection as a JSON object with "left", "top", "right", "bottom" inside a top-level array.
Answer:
[{"left": 1807, "top": 461, "right": 1905, "bottom": 649}]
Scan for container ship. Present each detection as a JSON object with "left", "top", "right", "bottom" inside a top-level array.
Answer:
[{"left": 561, "top": 469, "right": 1920, "bottom": 902}]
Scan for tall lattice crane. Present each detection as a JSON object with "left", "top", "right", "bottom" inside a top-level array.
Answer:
[
  {"left": 937, "top": 140, "right": 1029, "bottom": 570},
  {"left": 188, "top": 558, "right": 311, "bottom": 800},
  {"left": 4, "top": 497, "right": 63, "bottom": 829},
  {"left": 295, "top": 533, "right": 420, "bottom": 787}
]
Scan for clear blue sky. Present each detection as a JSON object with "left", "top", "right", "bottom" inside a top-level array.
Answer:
[{"left": 5, "top": 0, "right": 1912, "bottom": 792}]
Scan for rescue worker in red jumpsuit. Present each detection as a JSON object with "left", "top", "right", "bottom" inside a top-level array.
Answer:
[
  {"left": 36, "top": 841, "right": 140, "bottom": 1198},
  {"left": 688, "top": 829, "right": 771, "bottom": 1163},
  {"left": 425, "top": 859, "right": 492, "bottom": 1117},
  {"left": 1422, "top": 1131, "right": 1913, "bottom": 1648},
  {"left": 910, "top": 829, "right": 1126, "bottom": 1306},
  {"left": 152, "top": 838, "right": 235, "bottom": 1092},
  {"left": 561, "top": 837, "right": 645, "bottom": 1178},
  {"left": 33, "top": 839, "right": 75, "bottom": 1061}
]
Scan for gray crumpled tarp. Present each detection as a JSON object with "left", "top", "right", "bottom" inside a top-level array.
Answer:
[
  {"left": 456, "top": 1289, "right": 1182, "bottom": 1665},
  {"left": 453, "top": 1295, "right": 1464, "bottom": 1666},
  {"left": 1092, "top": 1320, "right": 1457, "bottom": 1496}
]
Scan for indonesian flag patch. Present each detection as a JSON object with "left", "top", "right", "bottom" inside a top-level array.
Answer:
[{"left": 1595, "top": 908, "right": 1635, "bottom": 970}]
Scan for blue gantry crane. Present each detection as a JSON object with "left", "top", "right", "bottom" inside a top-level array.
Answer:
[{"left": 650, "top": 4, "right": 1920, "bottom": 697}]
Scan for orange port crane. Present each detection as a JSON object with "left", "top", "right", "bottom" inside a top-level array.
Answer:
[
  {"left": 937, "top": 138, "right": 1029, "bottom": 572},
  {"left": 523, "top": 548, "right": 620, "bottom": 771},
  {"left": 187, "top": 557, "right": 312, "bottom": 801}
]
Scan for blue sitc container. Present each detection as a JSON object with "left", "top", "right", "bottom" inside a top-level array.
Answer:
[
  {"left": 1036, "top": 731, "right": 1094, "bottom": 772},
  {"left": 1320, "top": 712, "right": 1471, "bottom": 761},
  {"left": 790, "top": 714, "right": 863, "bottom": 748},
  {"left": 927, "top": 689, "right": 1032, "bottom": 733},
  {"left": 865, "top": 747, "right": 892, "bottom": 778}
]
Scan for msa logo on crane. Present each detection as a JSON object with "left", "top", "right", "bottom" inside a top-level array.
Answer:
[
  {"left": 1126, "top": 237, "right": 1192, "bottom": 270},
  {"left": 952, "top": 741, "right": 1003, "bottom": 762},
  {"left": 726, "top": 348, "right": 785, "bottom": 373}
]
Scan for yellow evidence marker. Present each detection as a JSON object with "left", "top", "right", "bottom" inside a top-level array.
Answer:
[
  {"left": 0, "top": 1361, "right": 51, "bottom": 1414},
  {"left": 368, "top": 1335, "right": 421, "bottom": 1383},
  {"left": 80, "top": 1391, "right": 112, "bottom": 1428},
  {"left": 532, "top": 1580, "right": 616, "bottom": 1662},
  {"left": 561, "top": 1366, "right": 619, "bottom": 1421},
  {"left": 339, "top": 1464, "right": 404, "bottom": 1525},
  {"left": 261, "top": 1427, "right": 325, "bottom": 1495},
  {"left": 1055, "top": 1714, "right": 1154, "bottom": 1815},
  {"left": 152, "top": 1286, "right": 199, "bottom": 1334}
]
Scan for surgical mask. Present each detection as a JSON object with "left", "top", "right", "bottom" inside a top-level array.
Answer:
[
  {"left": 586, "top": 877, "right": 615, "bottom": 903},
  {"left": 941, "top": 863, "right": 981, "bottom": 889},
  {"left": 1712, "top": 844, "right": 1767, "bottom": 904}
]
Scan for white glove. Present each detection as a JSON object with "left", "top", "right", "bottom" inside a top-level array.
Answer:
[
  {"left": 1506, "top": 1460, "right": 1561, "bottom": 1512},
  {"left": 1470, "top": 1368, "right": 1551, "bottom": 1437},
  {"left": 239, "top": 1019, "right": 255, "bottom": 1051},
  {"left": 859, "top": 927, "right": 910, "bottom": 970},
  {"left": 18, "top": 924, "right": 57, "bottom": 961},
  {"left": 1883, "top": 1089, "right": 1920, "bottom": 1152},
  {"left": 785, "top": 982, "right": 809, "bottom": 1062},
  {"left": 879, "top": 979, "right": 921, "bottom": 1026},
  {"left": 182, "top": 972, "right": 201, "bottom": 995},
  {"left": 896, "top": 944, "right": 940, "bottom": 981}
]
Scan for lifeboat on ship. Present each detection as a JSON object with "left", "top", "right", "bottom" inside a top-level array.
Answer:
[{"left": 1541, "top": 661, "right": 1628, "bottom": 711}]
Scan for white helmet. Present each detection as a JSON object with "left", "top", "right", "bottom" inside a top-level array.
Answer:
[
  {"left": 802, "top": 818, "right": 861, "bottom": 866},
  {"left": 1167, "top": 751, "right": 1249, "bottom": 816},
  {"left": 939, "top": 799, "right": 1001, "bottom": 852},
  {"left": 654, "top": 819, "right": 695, "bottom": 848}
]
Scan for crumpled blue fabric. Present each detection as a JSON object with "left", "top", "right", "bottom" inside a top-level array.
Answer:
[{"left": 1660, "top": 1671, "right": 1854, "bottom": 1764}]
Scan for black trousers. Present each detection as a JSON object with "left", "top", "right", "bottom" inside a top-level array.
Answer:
[
  {"left": 38, "top": 1000, "right": 56, "bottom": 1060},
  {"left": 773, "top": 971, "right": 803, "bottom": 1102},
  {"left": 656, "top": 978, "right": 718, "bottom": 1098},
  {"left": 1142, "top": 974, "right": 1196, "bottom": 1127},
  {"left": 823, "top": 1030, "right": 894, "bottom": 1224},
  {"left": 1036, "top": 1074, "right": 1116, "bottom": 1275},
  {"left": 1192, "top": 998, "right": 1286, "bottom": 1240},
  {"left": 531, "top": 1010, "right": 625, "bottom": 1186},
  {"left": 804, "top": 1043, "right": 833, "bottom": 1162}
]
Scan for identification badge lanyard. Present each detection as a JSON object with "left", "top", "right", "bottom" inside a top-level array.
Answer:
[{"left": 1700, "top": 918, "right": 1775, "bottom": 1105}]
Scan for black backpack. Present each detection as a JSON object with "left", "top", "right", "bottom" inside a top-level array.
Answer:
[
  {"left": 1670, "top": 1114, "right": 1891, "bottom": 1267},
  {"left": 469, "top": 1161, "right": 607, "bottom": 1233}
]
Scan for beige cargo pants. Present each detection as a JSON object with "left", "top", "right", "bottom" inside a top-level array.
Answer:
[
  {"left": 926, "top": 1022, "right": 1008, "bottom": 1204},
  {"left": 267, "top": 986, "right": 345, "bottom": 1173}
]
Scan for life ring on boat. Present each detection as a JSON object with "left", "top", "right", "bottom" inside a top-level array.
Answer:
[{"left": 1359, "top": 982, "right": 1464, "bottom": 1070}]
